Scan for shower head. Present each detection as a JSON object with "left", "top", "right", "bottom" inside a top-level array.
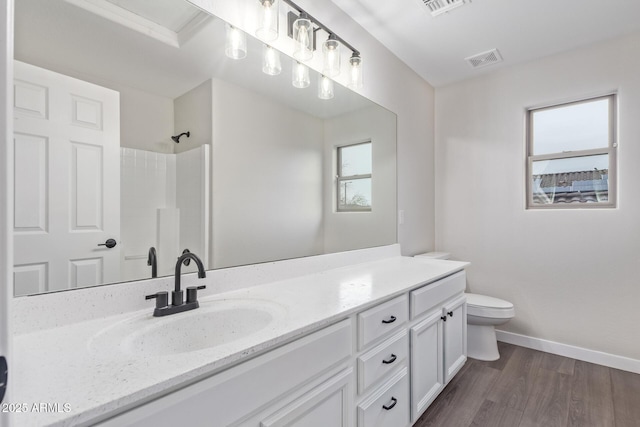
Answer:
[{"left": 171, "top": 131, "right": 190, "bottom": 143}]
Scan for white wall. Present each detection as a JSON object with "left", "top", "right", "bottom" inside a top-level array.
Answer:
[
  {"left": 323, "top": 106, "right": 396, "bottom": 252},
  {"left": 211, "top": 78, "right": 325, "bottom": 268},
  {"left": 188, "top": 0, "right": 436, "bottom": 256},
  {"left": 118, "top": 85, "right": 174, "bottom": 154},
  {"left": 174, "top": 80, "right": 213, "bottom": 154},
  {"left": 435, "top": 32, "right": 640, "bottom": 360}
]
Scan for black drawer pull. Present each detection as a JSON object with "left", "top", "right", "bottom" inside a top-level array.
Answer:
[
  {"left": 447, "top": 311, "right": 454, "bottom": 317},
  {"left": 382, "top": 354, "right": 397, "bottom": 364},
  {"left": 383, "top": 397, "right": 397, "bottom": 410},
  {"left": 381, "top": 315, "right": 396, "bottom": 324},
  {"left": 441, "top": 316, "right": 447, "bottom": 321}
]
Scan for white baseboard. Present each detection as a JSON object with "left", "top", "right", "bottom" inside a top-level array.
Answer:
[{"left": 496, "top": 330, "right": 640, "bottom": 374}]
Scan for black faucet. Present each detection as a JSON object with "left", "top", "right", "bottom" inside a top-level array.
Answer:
[
  {"left": 147, "top": 247, "right": 157, "bottom": 278},
  {"left": 145, "top": 252, "right": 207, "bottom": 317}
]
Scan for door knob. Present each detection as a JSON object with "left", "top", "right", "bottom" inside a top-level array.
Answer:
[{"left": 97, "top": 238, "right": 117, "bottom": 248}]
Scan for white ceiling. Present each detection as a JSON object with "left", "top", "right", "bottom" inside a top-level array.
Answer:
[{"left": 330, "top": 0, "right": 640, "bottom": 87}]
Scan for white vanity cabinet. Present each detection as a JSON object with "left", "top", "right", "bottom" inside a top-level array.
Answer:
[
  {"left": 409, "top": 271, "right": 467, "bottom": 422},
  {"left": 94, "top": 268, "right": 468, "bottom": 427},
  {"left": 96, "top": 320, "right": 353, "bottom": 427},
  {"left": 355, "top": 295, "right": 411, "bottom": 427}
]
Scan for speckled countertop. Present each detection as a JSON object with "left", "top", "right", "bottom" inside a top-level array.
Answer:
[{"left": 11, "top": 256, "right": 467, "bottom": 427}]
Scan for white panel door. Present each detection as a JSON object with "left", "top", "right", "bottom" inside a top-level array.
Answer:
[
  {"left": 410, "top": 310, "right": 444, "bottom": 422},
  {"left": 13, "top": 60, "right": 120, "bottom": 295},
  {"left": 443, "top": 296, "right": 467, "bottom": 384}
]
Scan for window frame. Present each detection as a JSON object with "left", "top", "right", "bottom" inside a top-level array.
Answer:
[
  {"left": 526, "top": 94, "right": 617, "bottom": 209},
  {"left": 336, "top": 140, "right": 372, "bottom": 212}
]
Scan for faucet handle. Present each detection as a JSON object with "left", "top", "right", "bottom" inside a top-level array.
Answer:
[
  {"left": 186, "top": 285, "right": 206, "bottom": 304},
  {"left": 145, "top": 291, "right": 168, "bottom": 310}
]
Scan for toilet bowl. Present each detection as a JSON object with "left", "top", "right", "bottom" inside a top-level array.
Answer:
[
  {"left": 465, "top": 293, "right": 514, "bottom": 361},
  {"left": 414, "top": 252, "right": 515, "bottom": 361}
]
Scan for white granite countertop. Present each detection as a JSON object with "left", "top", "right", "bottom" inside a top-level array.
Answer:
[{"left": 11, "top": 256, "right": 467, "bottom": 426}]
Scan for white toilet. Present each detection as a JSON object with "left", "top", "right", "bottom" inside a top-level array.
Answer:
[
  {"left": 414, "top": 252, "right": 515, "bottom": 361},
  {"left": 465, "top": 292, "right": 514, "bottom": 361}
]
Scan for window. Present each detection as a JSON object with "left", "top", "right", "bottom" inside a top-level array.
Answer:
[
  {"left": 337, "top": 142, "right": 372, "bottom": 211},
  {"left": 526, "top": 94, "right": 616, "bottom": 208}
]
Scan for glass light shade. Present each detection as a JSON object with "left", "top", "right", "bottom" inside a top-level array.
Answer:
[
  {"left": 225, "top": 24, "right": 247, "bottom": 60},
  {"left": 348, "top": 55, "right": 363, "bottom": 89},
  {"left": 322, "top": 37, "right": 341, "bottom": 77},
  {"left": 255, "top": 0, "right": 278, "bottom": 42},
  {"left": 262, "top": 45, "right": 282, "bottom": 76},
  {"left": 292, "top": 16, "right": 313, "bottom": 61},
  {"left": 318, "top": 75, "right": 334, "bottom": 100},
  {"left": 292, "top": 61, "right": 310, "bottom": 88}
]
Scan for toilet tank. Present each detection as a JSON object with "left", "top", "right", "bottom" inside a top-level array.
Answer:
[{"left": 414, "top": 252, "right": 451, "bottom": 260}]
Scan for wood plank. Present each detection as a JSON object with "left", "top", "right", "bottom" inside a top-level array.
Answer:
[
  {"left": 568, "top": 361, "right": 614, "bottom": 427},
  {"left": 610, "top": 367, "right": 640, "bottom": 427},
  {"left": 481, "top": 341, "right": 517, "bottom": 371},
  {"left": 519, "top": 368, "right": 572, "bottom": 427},
  {"left": 485, "top": 345, "right": 543, "bottom": 411},
  {"left": 470, "top": 399, "right": 524, "bottom": 427},
  {"left": 415, "top": 363, "right": 500, "bottom": 427},
  {"left": 540, "top": 351, "right": 575, "bottom": 375}
]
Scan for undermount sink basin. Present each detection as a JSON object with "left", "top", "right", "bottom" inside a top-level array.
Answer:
[{"left": 89, "top": 298, "right": 286, "bottom": 356}]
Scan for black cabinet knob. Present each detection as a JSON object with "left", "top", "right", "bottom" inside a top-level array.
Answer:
[
  {"left": 97, "top": 238, "right": 117, "bottom": 248},
  {"left": 448, "top": 311, "right": 454, "bottom": 317},
  {"left": 441, "top": 316, "right": 447, "bottom": 321}
]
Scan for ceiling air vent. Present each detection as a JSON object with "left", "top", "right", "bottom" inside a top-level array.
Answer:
[
  {"left": 422, "top": 0, "right": 467, "bottom": 17},
  {"left": 465, "top": 49, "right": 503, "bottom": 69}
]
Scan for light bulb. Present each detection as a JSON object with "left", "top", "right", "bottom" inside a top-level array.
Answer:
[
  {"left": 292, "top": 61, "right": 310, "bottom": 88},
  {"left": 348, "top": 54, "right": 363, "bottom": 89},
  {"left": 262, "top": 45, "right": 282, "bottom": 76},
  {"left": 322, "top": 35, "right": 341, "bottom": 77},
  {"left": 256, "top": 0, "right": 278, "bottom": 42},
  {"left": 293, "top": 14, "right": 313, "bottom": 61},
  {"left": 318, "top": 75, "right": 334, "bottom": 100},
  {"left": 225, "top": 24, "right": 247, "bottom": 60}
]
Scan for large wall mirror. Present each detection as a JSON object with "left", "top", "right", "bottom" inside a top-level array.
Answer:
[{"left": 12, "top": 0, "right": 397, "bottom": 297}]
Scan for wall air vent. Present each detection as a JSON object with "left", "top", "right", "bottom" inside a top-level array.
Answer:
[
  {"left": 422, "top": 0, "right": 467, "bottom": 17},
  {"left": 465, "top": 49, "right": 503, "bottom": 69}
]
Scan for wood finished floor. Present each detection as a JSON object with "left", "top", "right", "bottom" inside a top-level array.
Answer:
[{"left": 413, "top": 342, "right": 640, "bottom": 427}]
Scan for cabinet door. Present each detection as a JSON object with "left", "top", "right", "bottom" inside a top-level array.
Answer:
[
  {"left": 443, "top": 296, "right": 467, "bottom": 384},
  {"left": 260, "top": 369, "right": 353, "bottom": 427},
  {"left": 410, "top": 310, "right": 443, "bottom": 422}
]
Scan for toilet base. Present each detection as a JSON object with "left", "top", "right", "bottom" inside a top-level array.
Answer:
[{"left": 467, "top": 324, "right": 500, "bottom": 361}]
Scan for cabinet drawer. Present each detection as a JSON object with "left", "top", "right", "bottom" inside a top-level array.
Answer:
[
  {"left": 96, "top": 320, "right": 352, "bottom": 427},
  {"left": 357, "top": 368, "right": 410, "bottom": 427},
  {"left": 411, "top": 271, "right": 465, "bottom": 319},
  {"left": 357, "top": 330, "right": 408, "bottom": 395},
  {"left": 358, "top": 295, "right": 408, "bottom": 350}
]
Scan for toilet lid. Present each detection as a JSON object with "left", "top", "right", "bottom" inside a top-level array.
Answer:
[{"left": 465, "top": 293, "right": 513, "bottom": 309}]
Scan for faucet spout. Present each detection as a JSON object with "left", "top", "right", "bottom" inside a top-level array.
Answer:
[
  {"left": 147, "top": 247, "right": 157, "bottom": 278},
  {"left": 173, "top": 252, "right": 206, "bottom": 306}
]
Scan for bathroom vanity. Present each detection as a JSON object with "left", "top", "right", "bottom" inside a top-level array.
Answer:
[{"left": 11, "top": 247, "right": 467, "bottom": 426}]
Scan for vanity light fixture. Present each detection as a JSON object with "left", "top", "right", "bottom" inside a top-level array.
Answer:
[
  {"left": 225, "top": 24, "right": 247, "bottom": 59},
  {"left": 348, "top": 54, "right": 363, "bottom": 89},
  {"left": 292, "top": 12, "right": 313, "bottom": 61},
  {"left": 322, "top": 34, "right": 341, "bottom": 77},
  {"left": 318, "top": 75, "right": 334, "bottom": 100},
  {"left": 263, "top": 45, "right": 282, "bottom": 75},
  {"left": 282, "top": 0, "right": 362, "bottom": 89},
  {"left": 292, "top": 61, "right": 310, "bottom": 88},
  {"left": 256, "top": 0, "right": 279, "bottom": 42}
]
